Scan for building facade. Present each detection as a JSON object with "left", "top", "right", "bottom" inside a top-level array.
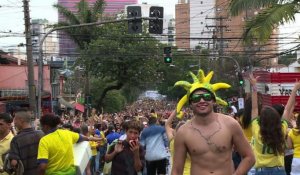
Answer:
[
  {"left": 175, "top": 0, "right": 279, "bottom": 66},
  {"left": 189, "top": 0, "right": 216, "bottom": 49},
  {"left": 175, "top": 1, "right": 190, "bottom": 49},
  {"left": 31, "top": 19, "right": 59, "bottom": 62}
]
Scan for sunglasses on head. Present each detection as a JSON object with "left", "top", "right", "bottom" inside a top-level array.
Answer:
[{"left": 189, "top": 93, "right": 214, "bottom": 103}]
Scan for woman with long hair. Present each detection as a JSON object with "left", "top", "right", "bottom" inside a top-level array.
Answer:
[
  {"left": 250, "top": 75, "right": 298, "bottom": 175},
  {"left": 241, "top": 98, "right": 254, "bottom": 142}
]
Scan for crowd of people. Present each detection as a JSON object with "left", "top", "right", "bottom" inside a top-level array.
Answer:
[{"left": 1, "top": 74, "right": 300, "bottom": 175}]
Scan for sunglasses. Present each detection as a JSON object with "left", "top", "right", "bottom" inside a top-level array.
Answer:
[{"left": 189, "top": 93, "right": 214, "bottom": 103}]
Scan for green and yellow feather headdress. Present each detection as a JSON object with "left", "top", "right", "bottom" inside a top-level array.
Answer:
[{"left": 174, "top": 69, "right": 231, "bottom": 119}]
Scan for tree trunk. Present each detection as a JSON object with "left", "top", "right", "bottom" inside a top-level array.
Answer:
[{"left": 96, "top": 81, "right": 124, "bottom": 110}]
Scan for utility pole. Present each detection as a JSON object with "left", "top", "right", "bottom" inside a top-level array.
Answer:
[
  {"left": 205, "top": 16, "right": 227, "bottom": 81},
  {"left": 206, "top": 16, "right": 227, "bottom": 69},
  {"left": 23, "top": 0, "right": 37, "bottom": 119}
]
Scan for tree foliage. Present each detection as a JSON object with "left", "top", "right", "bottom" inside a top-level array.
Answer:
[
  {"left": 53, "top": 0, "right": 105, "bottom": 49},
  {"left": 79, "top": 18, "right": 165, "bottom": 108},
  {"left": 229, "top": 0, "right": 299, "bottom": 44},
  {"left": 278, "top": 52, "right": 297, "bottom": 66}
]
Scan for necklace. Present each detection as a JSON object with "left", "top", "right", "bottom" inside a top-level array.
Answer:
[{"left": 190, "top": 116, "right": 222, "bottom": 151}]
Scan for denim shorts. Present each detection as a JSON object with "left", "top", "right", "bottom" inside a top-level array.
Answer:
[{"left": 255, "top": 166, "right": 286, "bottom": 175}]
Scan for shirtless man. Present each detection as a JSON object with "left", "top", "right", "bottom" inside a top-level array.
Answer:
[{"left": 171, "top": 88, "right": 255, "bottom": 175}]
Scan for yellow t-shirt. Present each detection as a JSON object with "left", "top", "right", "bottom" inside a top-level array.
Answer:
[
  {"left": 37, "top": 129, "right": 80, "bottom": 175},
  {"left": 288, "top": 128, "right": 300, "bottom": 158},
  {"left": 98, "top": 131, "right": 106, "bottom": 146},
  {"left": 251, "top": 118, "right": 287, "bottom": 168},
  {"left": 89, "top": 138, "right": 98, "bottom": 156},
  {"left": 242, "top": 125, "right": 252, "bottom": 143},
  {"left": 150, "top": 113, "right": 158, "bottom": 118},
  {"left": 0, "top": 132, "right": 14, "bottom": 175},
  {"left": 170, "top": 138, "right": 191, "bottom": 175}
]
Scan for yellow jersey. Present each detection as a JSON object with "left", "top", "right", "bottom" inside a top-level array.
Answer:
[
  {"left": 242, "top": 124, "right": 252, "bottom": 143},
  {"left": 251, "top": 118, "right": 287, "bottom": 168},
  {"left": 37, "top": 129, "right": 80, "bottom": 175},
  {"left": 288, "top": 128, "right": 300, "bottom": 158},
  {"left": 89, "top": 135, "right": 98, "bottom": 156},
  {"left": 0, "top": 132, "right": 13, "bottom": 175},
  {"left": 98, "top": 131, "right": 106, "bottom": 146}
]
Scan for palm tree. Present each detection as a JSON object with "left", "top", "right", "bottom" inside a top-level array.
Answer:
[
  {"left": 53, "top": 0, "right": 105, "bottom": 110},
  {"left": 229, "top": 0, "right": 298, "bottom": 44},
  {"left": 53, "top": 0, "right": 105, "bottom": 49}
]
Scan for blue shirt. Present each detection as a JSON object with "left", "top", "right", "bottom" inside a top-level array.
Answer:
[
  {"left": 106, "top": 132, "right": 121, "bottom": 144},
  {"left": 140, "top": 124, "right": 170, "bottom": 161},
  {"left": 95, "top": 129, "right": 100, "bottom": 136}
]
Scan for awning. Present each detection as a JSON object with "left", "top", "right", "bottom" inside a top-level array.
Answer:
[{"left": 75, "top": 103, "right": 84, "bottom": 112}]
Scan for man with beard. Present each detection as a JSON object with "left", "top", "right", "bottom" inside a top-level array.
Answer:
[{"left": 171, "top": 69, "right": 255, "bottom": 175}]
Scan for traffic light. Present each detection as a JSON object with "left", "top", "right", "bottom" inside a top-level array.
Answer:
[
  {"left": 127, "top": 6, "right": 142, "bottom": 34},
  {"left": 238, "top": 72, "right": 244, "bottom": 86},
  {"left": 149, "top": 6, "right": 164, "bottom": 34},
  {"left": 164, "top": 47, "right": 172, "bottom": 63}
]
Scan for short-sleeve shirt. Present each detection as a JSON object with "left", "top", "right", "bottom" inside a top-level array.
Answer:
[
  {"left": 37, "top": 129, "right": 80, "bottom": 175},
  {"left": 8, "top": 128, "right": 44, "bottom": 175},
  {"left": 89, "top": 140, "right": 98, "bottom": 156},
  {"left": 288, "top": 128, "right": 300, "bottom": 158},
  {"left": 0, "top": 132, "right": 14, "bottom": 175},
  {"left": 251, "top": 118, "right": 287, "bottom": 168}
]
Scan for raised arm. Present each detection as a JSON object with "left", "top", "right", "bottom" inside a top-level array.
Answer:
[
  {"left": 249, "top": 74, "right": 259, "bottom": 120},
  {"left": 282, "top": 80, "right": 300, "bottom": 121},
  {"left": 165, "top": 110, "right": 176, "bottom": 141}
]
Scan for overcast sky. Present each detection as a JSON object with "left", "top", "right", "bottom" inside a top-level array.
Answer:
[
  {"left": 0, "top": 0, "right": 299, "bottom": 50},
  {"left": 0, "top": 0, "right": 176, "bottom": 48}
]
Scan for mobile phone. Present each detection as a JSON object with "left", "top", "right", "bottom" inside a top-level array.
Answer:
[{"left": 129, "top": 140, "right": 137, "bottom": 146}]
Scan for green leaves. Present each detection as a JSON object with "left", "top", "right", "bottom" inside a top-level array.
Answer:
[
  {"left": 229, "top": 0, "right": 278, "bottom": 16},
  {"left": 243, "top": 3, "right": 297, "bottom": 44},
  {"left": 53, "top": 4, "right": 80, "bottom": 25},
  {"left": 53, "top": 0, "right": 105, "bottom": 49},
  {"left": 229, "top": 0, "right": 299, "bottom": 44}
]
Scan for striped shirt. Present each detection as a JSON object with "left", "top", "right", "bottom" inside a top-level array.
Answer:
[{"left": 9, "top": 128, "right": 44, "bottom": 175}]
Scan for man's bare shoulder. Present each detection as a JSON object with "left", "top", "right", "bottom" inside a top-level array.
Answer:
[
  {"left": 217, "top": 113, "right": 240, "bottom": 128},
  {"left": 176, "top": 120, "right": 192, "bottom": 135}
]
